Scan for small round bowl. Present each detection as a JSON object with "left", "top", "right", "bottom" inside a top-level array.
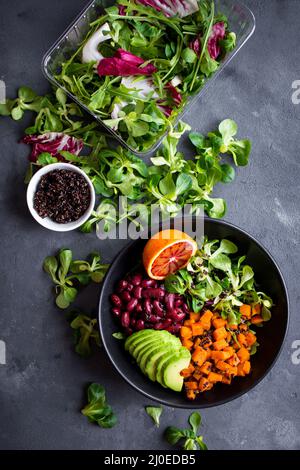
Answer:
[
  {"left": 98, "top": 218, "right": 289, "bottom": 408},
  {"left": 26, "top": 162, "right": 95, "bottom": 232}
]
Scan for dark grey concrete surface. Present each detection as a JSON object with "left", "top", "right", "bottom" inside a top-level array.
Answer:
[{"left": 0, "top": 0, "right": 300, "bottom": 451}]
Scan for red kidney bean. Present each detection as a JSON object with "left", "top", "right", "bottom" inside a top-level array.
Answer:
[
  {"left": 133, "top": 286, "right": 143, "bottom": 299},
  {"left": 127, "top": 298, "right": 138, "bottom": 312},
  {"left": 174, "top": 299, "right": 183, "bottom": 308},
  {"left": 131, "top": 274, "right": 142, "bottom": 286},
  {"left": 121, "top": 291, "right": 131, "bottom": 303},
  {"left": 153, "top": 300, "right": 165, "bottom": 317},
  {"left": 125, "top": 327, "right": 133, "bottom": 336},
  {"left": 111, "top": 294, "right": 122, "bottom": 307},
  {"left": 144, "top": 299, "right": 152, "bottom": 315},
  {"left": 153, "top": 322, "right": 165, "bottom": 330},
  {"left": 141, "top": 279, "right": 157, "bottom": 288},
  {"left": 121, "top": 311, "right": 130, "bottom": 328},
  {"left": 117, "top": 279, "right": 128, "bottom": 292},
  {"left": 135, "top": 303, "right": 143, "bottom": 314},
  {"left": 166, "top": 324, "right": 181, "bottom": 334},
  {"left": 161, "top": 318, "right": 172, "bottom": 327},
  {"left": 126, "top": 283, "right": 134, "bottom": 292},
  {"left": 130, "top": 318, "right": 136, "bottom": 328},
  {"left": 165, "top": 293, "right": 175, "bottom": 311},
  {"left": 169, "top": 310, "right": 186, "bottom": 322},
  {"left": 112, "top": 308, "right": 121, "bottom": 318},
  {"left": 136, "top": 319, "right": 145, "bottom": 330},
  {"left": 182, "top": 302, "right": 189, "bottom": 314},
  {"left": 142, "top": 288, "right": 165, "bottom": 299},
  {"left": 148, "top": 315, "right": 161, "bottom": 324}
]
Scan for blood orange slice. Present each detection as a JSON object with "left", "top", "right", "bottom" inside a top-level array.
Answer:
[{"left": 143, "top": 230, "right": 197, "bottom": 280}]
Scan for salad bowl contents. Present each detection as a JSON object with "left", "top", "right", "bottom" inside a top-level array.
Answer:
[
  {"left": 99, "top": 219, "right": 288, "bottom": 408},
  {"left": 26, "top": 163, "right": 95, "bottom": 231},
  {"left": 44, "top": 0, "right": 249, "bottom": 153}
]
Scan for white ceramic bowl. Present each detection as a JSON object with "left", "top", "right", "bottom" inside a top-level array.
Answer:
[{"left": 26, "top": 163, "right": 95, "bottom": 232}]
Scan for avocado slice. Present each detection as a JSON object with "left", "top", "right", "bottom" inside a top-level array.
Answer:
[
  {"left": 163, "top": 348, "right": 191, "bottom": 392},
  {"left": 125, "top": 329, "right": 155, "bottom": 351},
  {"left": 139, "top": 344, "right": 164, "bottom": 374},
  {"left": 130, "top": 336, "right": 161, "bottom": 359},
  {"left": 145, "top": 347, "right": 177, "bottom": 382},
  {"left": 156, "top": 350, "right": 179, "bottom": 387},
  {"left": 127, "top": 332, "right": 157, "bottom": 355},
  {"left": 134, "top": 338, "right": 163, "bottom": 363}
]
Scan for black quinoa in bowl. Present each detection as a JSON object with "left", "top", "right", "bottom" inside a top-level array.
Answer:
[{"left": 34, "top": 169, "right": 91, "bottom": 224}]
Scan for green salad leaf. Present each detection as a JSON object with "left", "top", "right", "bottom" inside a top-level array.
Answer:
[
  {"left": 164, "top": 237, "right": 273, "bottom": 327},
  {"left": 81, "top": 384, "right": 117, "bottom": 428},
  {"left": 145, "top": 406, "right": 163, "bottom": 428},
  {"left": 165, "top": 412, "right": 207, "bottom": 451}
]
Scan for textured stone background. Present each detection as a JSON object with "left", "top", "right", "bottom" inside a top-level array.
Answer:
[{"left": 0, "top": 0, "right": 299, "bottom": 450}]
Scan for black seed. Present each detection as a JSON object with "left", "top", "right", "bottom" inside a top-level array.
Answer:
[{"left": 34, "top": 169, "right": 90, "bottom": 224}]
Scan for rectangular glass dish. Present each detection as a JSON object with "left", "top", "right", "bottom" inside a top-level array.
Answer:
[{"left": 42, "top": 0, "right": 255, "bottom": 156}]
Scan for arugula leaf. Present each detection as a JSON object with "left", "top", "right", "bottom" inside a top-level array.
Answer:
[{"left": 145, "top": 406, "right": 163, "bottom": 427}]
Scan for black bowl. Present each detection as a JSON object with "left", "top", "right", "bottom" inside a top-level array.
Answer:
[{"left": 98, "top": 218, "right": 289, "bottom": 408}]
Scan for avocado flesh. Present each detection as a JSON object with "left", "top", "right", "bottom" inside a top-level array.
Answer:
[
  {"left": 163, "top": 349, "right": 191, "bottom": 392},
  {"left": 156, "top": 350, "right": 180, "bottom": 386},
  {"left": 134, "top": 338, "right": 163, "bottom": 362},
  {"left": 125, "top": 329, "right": 155, "bottom": 351},
  {"left": 145, "top": 347, "right": 177, "bottom": 382},
  {"left": 131, "top": 337, "right": 162, "bottom": 359},
  {"left": 139, "top": 344, "right": 166, "bottom": 373}
]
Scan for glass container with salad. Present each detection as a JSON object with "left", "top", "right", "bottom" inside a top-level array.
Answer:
[{"left": 43, "top": 0, "right": 255, "bottom": 154}]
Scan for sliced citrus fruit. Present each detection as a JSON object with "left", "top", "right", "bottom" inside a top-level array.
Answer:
[{"left": 143, "top": 229, "right": 197, "bottom": 280}]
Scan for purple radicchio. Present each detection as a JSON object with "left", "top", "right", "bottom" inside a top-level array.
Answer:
[
  {"left": 97, "top": 49, "right": 157, "bottom": 77},
  {"left": 190, "top": 22, "right": 226, "bottom": 60},
  {"left": 208, "top": 22, "right": 226, "bottom": 59},
  {"left": 136, "top": 0, "right": 199, "bottom": 18},
  {"left": 22, "top": 133, "right": 83, "bottom": 162}
]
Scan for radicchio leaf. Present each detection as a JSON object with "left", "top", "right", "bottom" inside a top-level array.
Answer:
[
  {"left": 135, "top": 0, "right": 199, "bottom": 18},
  {"left": 22, "top": 133, "right": 83, "bottom": 162},
  {"left": 118, "top": 5, "right": 126, "bottom": 15},
  {"left": 207, "top": 22, "right": 226, "bottom": 60},
  {"left": 166, "top": 83, "right": 182, "bottom": 106},
  {"left": 97, "top": 49, "right": 157, "bottom": 77}
]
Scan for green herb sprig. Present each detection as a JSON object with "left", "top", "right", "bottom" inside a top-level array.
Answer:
[
  {"left": 81, "top": 383, "right": 117, "bottom": 428},
  {"left": 165, "top": 412, "right": 207, "bottom": 450}
]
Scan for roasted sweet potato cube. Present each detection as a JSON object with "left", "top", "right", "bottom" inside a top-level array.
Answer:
[
  {"left": 200, "top": 310, "right": 213, "bottom": 330},
  {"left": 199, "top": 377, "right": 213, "bottom": 392},
  {"left": 243, "top": 361, "right": 251, "bottom": 375},
  {"left": 186, "top": 390, "right": 196, "bottom": 400},
  {"left": 213, "top": 327, "right": 227, "bottom": 342},
  {"left": 190, "top": 312, "right": 200, "bottom": 323},
  {"left": 191, "top": 323, "right": 204, "bottom": 337},
  {"left": 245, "top": 331, "right": 257, "bottom": 347},
  {"left": 192, "top": 347, "right": 207, "bottom": 367},
  {"left": 252, "top": 304, "right": 261, "bottom": 316},
  {"left": 180, "top": 326, "right": 192, "bottom": 339},
  {"left": 239, "top": 304, "right": 251, "bottom": 318},
  {"left": 213, "top": 339, "right": 228, "bottom": 351},
  {"left": 237, "top": 347, "right": 250, "bottom": 362},
  {"left": 212, "top": 317, "right": 227, "bottom": 329},
  {"left": 207, "top": 372, "right": 223, "bottom": 383},
  {"left": 252, "top": 315, "right": 263, "bottom": 325},
  {"left": 185, "top": 380, "right": 198, "bottom": 390},
  {"left": 200, "top": 361, "right": 212, "bottom": 375}
]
